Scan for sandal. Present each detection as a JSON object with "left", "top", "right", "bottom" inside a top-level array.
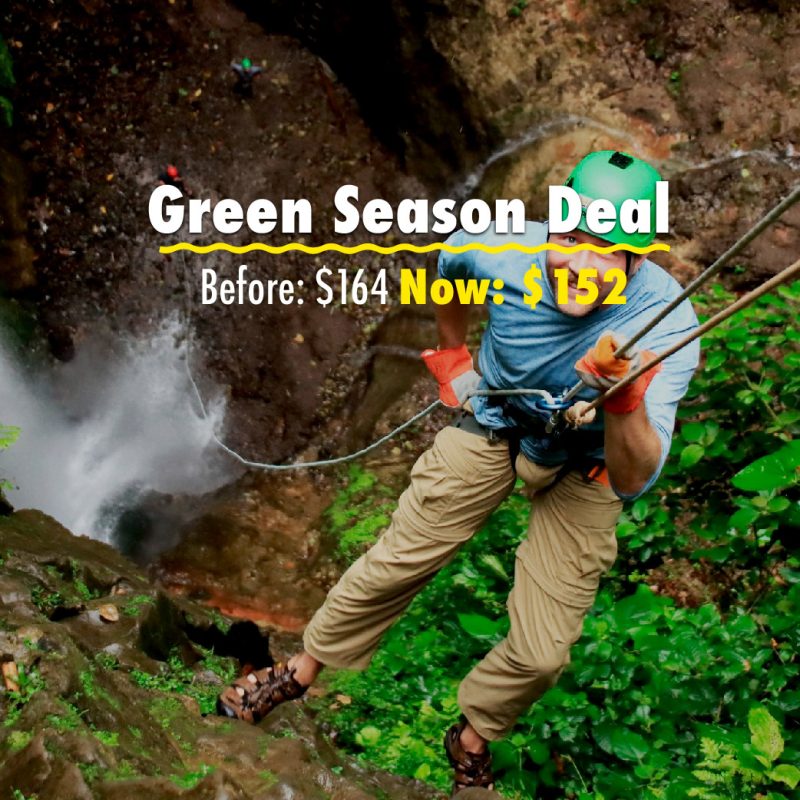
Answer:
[
  {"left": 216, "top": 661, "right": 308, "bottom": 724},
  {"left": 443, "top": 714, "right": 495, "bottom": 797}
]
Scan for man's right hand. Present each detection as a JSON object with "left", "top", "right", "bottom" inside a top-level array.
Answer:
[{"left": 421, "top": 344, "right": 481, "bottom": 409}]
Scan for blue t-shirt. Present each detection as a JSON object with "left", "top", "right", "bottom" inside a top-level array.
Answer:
[{"left": 438, "top": 222, "right": 699, "bottom": 499}]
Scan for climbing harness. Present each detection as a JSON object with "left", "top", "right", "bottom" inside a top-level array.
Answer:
[{"left": 183, "top": 184, "right": 800, "bottom": 472}]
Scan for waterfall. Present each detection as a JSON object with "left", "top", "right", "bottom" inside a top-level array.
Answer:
[{"left": 0, "top": 316, "right": 239, "bottom": 543}]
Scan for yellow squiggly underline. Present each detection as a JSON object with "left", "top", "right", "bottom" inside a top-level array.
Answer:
[{"left": 159, "top": 241, "right": 670, "bottom": 255}]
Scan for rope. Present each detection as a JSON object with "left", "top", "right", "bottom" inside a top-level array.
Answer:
[
  {"left": 180, "top": 187, "right": 799, "bottom": 472},
  {"left": 561, "top": 182, "right": 800, "bottom": 403},
  {"left": 185, "top": 364, "right": 558, "bottom": 470},
  {"left": 580, "top": 256, "right": 800, "bottom": 415}
]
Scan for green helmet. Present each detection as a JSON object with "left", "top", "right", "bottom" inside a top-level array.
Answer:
[
  {"left": 242, "top": 57, "right": 252, "bottom": 70},
  {"left": 565, "top": 150, "right": 662, "bottom": 248}
]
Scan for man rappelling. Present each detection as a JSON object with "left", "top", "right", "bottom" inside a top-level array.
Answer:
[{"left": 216, "top": 150, "right": 700, "bottom": 797}]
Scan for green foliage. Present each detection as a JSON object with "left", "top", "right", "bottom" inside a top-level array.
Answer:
[
  {"left": 208, "top": 609, "right": 231, "bottom": 634},
  {"left": 668, "top": 67, "right": 682, "bottom": 97},
  {"left": 326, "top": 465, "right": 396, "bottom": 562},
  {"left": 130, "top": 647, "right": 237, "bottom": 716},
  {"left": 0, "top": 423, "right": 20, "bottom": 492},
  {"left": 6, "top": 730, "right": 32, "bottom": 751},
  {"left": 78, "top": 763, "right": 103, "bottom": 784},
  {"left": 170, "top": 763, "right": 215, "bottom": 789},
  {"left": 92, "top": 728, "right": 119, "bottom": 747},
  {"left": 623, "top": 281, "right": 799, "bottom": 574},
  {"left": 122, "top": 594, "right": 155, "bottom": 616},
  {"left": 0, "top": 424, "right": 18, "bottom": 449},
  {"left": 688, "top": 707, "right": 800, "bottom": 798},
  {"left": 79, "top": 669, "right": 97, "bottom": 699},
  {"left": 258, "top": 769, "right": 279, "bottom": 787},
  {"left": 507, "top": 0, "right": 528, "bottom": 17},
  {"left": 308, "top": 284, "right": 800, "bottom": 798},
  {"left": 94, "top": 651, "right": 120, "bottom": 671},
  {"left": 46, "top": 699, "right": 85, "bottom": 733},
  {"left": 2, "top": 665, "right": 45, "bottom": 728},
  {"left": 0, "top": 35, "right": 13, "bottom": 127},
  {"left": 147, "top": 695, "right": 184, "bottom": 730},
  {"left": 30, "top": 584, "right": 65, "bottom": 616}
]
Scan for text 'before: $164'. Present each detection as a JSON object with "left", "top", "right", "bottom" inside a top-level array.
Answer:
[{"left": 199, "top": 265, "right": 629, "bottom": 308}]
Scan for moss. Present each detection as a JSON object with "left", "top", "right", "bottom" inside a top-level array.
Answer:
[
  {"left": 3, "top": 664, "right": 45, "bottom": 728},
  {"left": 46, "top": 699, "right": 85, "bottom": 732},
  {"left": 94, "top": 652, "right": 120, "bottom": 671},
  {"left": 91, "top": 729, "right": 119, "bottom": 747},
  {"left": 5, "top": 729, "right": 32, "bottom": 751},
  {"left": 169, "top": 763, "right": 215, "bottom": 789},
  {"left": 148, "top": 696, "right": 185, "bottom": 730},
  {"left": 208, "top": 609, "right": 232, "bottom": 634},
  {"left": 258, "top": 769, "right": 279, "bottom": 787},
  {"left": 78, "top": 763, "right": 104, "bottom": 784},
  {"left": 122, "top": 594, "right": 155, "bottom": 616}
]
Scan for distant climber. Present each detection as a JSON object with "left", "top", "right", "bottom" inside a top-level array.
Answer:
[
  {"left": 158, "top": 164, "right": 191, "bottom": 198},
  {"left": 159, "top": 164, "right": 184, "bottom": 190},
  {"left": 231, "top": 58, "right": 263, "bottom": 98}
]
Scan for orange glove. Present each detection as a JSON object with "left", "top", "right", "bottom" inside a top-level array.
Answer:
[
  {"left": 575, "top": 331, "right": 662, "bottom": 414},
  {"left": 421, "top": 344, "right": 481, "bottom": 408}
]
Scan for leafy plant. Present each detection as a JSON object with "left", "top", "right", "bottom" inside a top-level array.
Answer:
[
  {"left": 3, "top": 665, "right": 45, "bottom": 728},
  {"left": 130, "top": 648, "right": 237, "bottom": 715},
  {"left": 30, "top": 584, "right": 65, "bottom": 616},
  {"left": 122, "top": 594, "right": 155, "bottom": 616},
  {"left": 6, "top": 730, "right": 32, "bottom": 751},
  {"left": 94, "top": 651, "right": 120, "bottom": 671},
  {"left": 170, "top": 763, "right": 215, "bottom": 789},
  {"left": 308, "top": 283, "right": 800, "bottom": 799},
  {"left": 0, "top": 35, "right": 13, "bottom": 127},
  {"left": 687, "top": 707, "right": 800, "bottom": 798},
  {"left": 46, "top": 700, "right": 85, "bottom": 733},
  {"left": 0, "top": 423, "right": 19, "bottom": 492},
  {"left": 623, "top": 281, "right": 799, "bottom": 580},
  {"left": 91, "top": 728, "right": 119, "bottom": 747},
  {"left": 326, "top": 465, "right": 396, "bottom": 562},
  {"left": 668, "top": 67, "right": 682, "bottom": 97}
]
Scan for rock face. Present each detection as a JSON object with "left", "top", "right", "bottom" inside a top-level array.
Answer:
[
  {"left": 3, "top": 0, "right": 800, "bottom": 465},
  {"left": 2, "top": 0, "right": 432, "bottom": 464},
  {"left": 0, "top": 509, "right": 442, "bottom": 800},
  {"left": 0, "top": 144, "right": 36, "bottom": 291}
]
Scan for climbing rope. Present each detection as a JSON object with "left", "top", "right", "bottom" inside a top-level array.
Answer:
[
  {"left": 182, "top": 184, "right": 800, "bottom": 471},
  {"left": 561, "top": 182, "right": 800, "bottom": 405},
  {"left": 581, "top": 256, "right": 800, "bottom": 416}
]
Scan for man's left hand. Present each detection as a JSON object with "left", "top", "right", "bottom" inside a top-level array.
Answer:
[{"left": 575, "top": 331, "right": 661, "bottom": 414}]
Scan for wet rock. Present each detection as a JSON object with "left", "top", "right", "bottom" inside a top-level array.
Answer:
[
  {"left": 94, "top": 777, "right": 187, "bottom": 799},
  {"left": 0, "top": 491, "right": 13, "bottom": 516},
  {"left": 154, "top": 471, "right": 331, "bottom": 638},
  {"left": 0, "top": 509, "right": 446, "bottom": 800},
  {"left": 0, "top": 147, "right": 37, "bottom": 291},
  {"left": 0, "top": 734, "right": 93, "bottom": 800},
  {"left": 98, "top": 603, "right": 120, "bottom": 623}
]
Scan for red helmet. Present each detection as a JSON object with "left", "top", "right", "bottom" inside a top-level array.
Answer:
[{"left": 166, "top": 164, "right": 179, "bottom": 179}]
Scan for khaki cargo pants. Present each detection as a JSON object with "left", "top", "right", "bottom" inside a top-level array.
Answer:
[{"left": 303, "top": 422, "right": 622, "bottom": 741}]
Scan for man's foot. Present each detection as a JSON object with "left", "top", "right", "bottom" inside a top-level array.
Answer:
[
  {"left": 216, "top": 661, "right": 308, "bottom": 724},
  {"left": 443, "top": 715, "right": 495, "bottom": 798}
]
